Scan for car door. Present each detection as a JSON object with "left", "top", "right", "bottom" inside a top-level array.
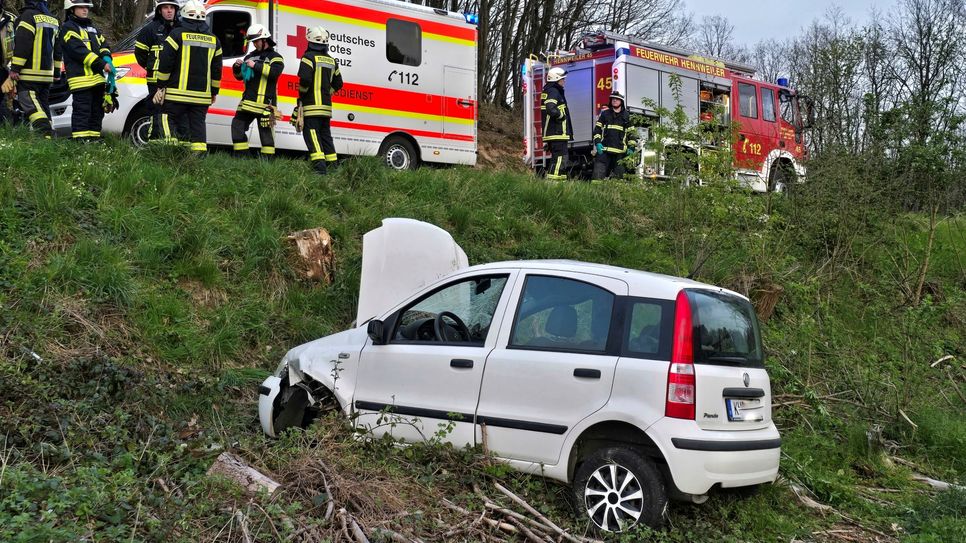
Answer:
[
  {"left": 475, "top": 271, "right": 628, "bottom": 465},
  {"left": 353, "top": 271, "right": 517, "bottom": 447}
]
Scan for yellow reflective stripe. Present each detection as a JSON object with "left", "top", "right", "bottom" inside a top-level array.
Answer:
[
  {"left": 83, "top": 52, "right": 98, "bottom": 67},
  {"left": 309, "top": 129, "right": 322, "bottom": 156},
  {"left": 300, "top": 57, "right": 312, "bottom": 68},
  {"left": 605, "top": 125, "right": 625, "bottom": 131},
  {"left": 260, "top": 146, "right": 276, "bottom": 154},
  {"left": 28, "top": 91, "right": 46, "bottom": 121},
  {"left": 211, "top": 79, "right": 220, "bottom": 89},
  {"left": 233, "top": 142, "right": 250, "bottom": 150},
  {"left": 17, "top": 21, "right": 35, "bottom": 33},
  {"left": 156, "top": 72, "right": 170, "bottom": 81},
  {"left": 190, "top": 142, "right": 207, "bottom": 152},
  {"left": 324, "top": 153, "right": 338, "bottom": 162},
  {"left": 63, "top": 30, "right": 82, "bottom": 41},
  {"left": 178, "top": 44, "right": 189, "bottom": 90},
  {"left": 165, "top": 36, "right": 179, "bottom": 50},
  {"left": 67, "top": 75, "right": 106, "bottom": 90},
  {"left": 134, "top": 41, "right": 149, "bottom": 50}
]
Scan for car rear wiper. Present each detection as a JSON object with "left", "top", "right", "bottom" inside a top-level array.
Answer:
[{"left": 704, "top": 355, "right": 749, "bottom": 363}]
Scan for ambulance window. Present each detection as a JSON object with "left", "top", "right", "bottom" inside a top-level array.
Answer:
[
  {"left": 738, "top": 83, "right": 758, "bottom": 119},
  {"left": 209, "top": 10, "right": 251, "bottom": 59},
  {"left": 762, "top": 88, "right": 776, "bottom": 122},
  {"left": 386, "top": 19, "right": 421, "bottom": 66}
]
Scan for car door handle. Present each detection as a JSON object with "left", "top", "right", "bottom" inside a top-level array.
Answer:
[
  {"left": 457, "top": 99, "right": 473, "bottom": 108},
  {"left": 450, "top": 359, "right": 474, "bottom": 369},
  {"left": 574, "top": 368, "right": 601, "bottom": 379}
]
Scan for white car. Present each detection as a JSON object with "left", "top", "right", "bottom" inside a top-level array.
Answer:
[{"left": 259, "top": 219, "right": 781, "bottom": 533}]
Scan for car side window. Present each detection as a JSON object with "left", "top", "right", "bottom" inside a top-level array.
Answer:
[
  {"left": 393, "top": 275, "right": 508, "bottom": 345},
  {"left": 510, "top": 276, "right": 615, "bottom": 353},
  {"left": 623, "top": 299, "right": 674, "bottom": 360}
]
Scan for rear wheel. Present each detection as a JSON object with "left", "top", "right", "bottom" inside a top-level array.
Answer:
[
  {"left": 128, "top": 114, "right": 153, "bottom": 147},
  {"left": 379, "top": 136, "right": 419, "bottom": 171},
  {"left": 573, "top": 447, "right": 667, "bottom": 533}
]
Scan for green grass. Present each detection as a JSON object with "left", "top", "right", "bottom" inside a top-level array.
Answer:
[{"left": 0, "top": 127, "right": 963, "bottom": 541}]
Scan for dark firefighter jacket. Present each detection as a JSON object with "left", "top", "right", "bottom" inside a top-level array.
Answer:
[
  {"left": 233, "top": 47, "right": 283, "bottom": 114},
  {"left": 11, "top": 2, "right": 61, "bottom": 83},
  {"left": 134, "top": 10, "right": 176, "bottom": 84},
  {"left": 156, "top": 18, "right": 222, "bottom": 105},
  {"left": 59, "top": 12, "right": 110, "bottom": 91},
  {"left": 541, "top": 81, "right": 572, "bottom": 142},
  {"left": 297, "top": 43, "right": 343, "bottom": 117},
  {"left": 593, "top": 107, "right": 637, "bottom": 154}
]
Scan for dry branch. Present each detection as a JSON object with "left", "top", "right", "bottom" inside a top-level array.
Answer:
[{"left": 207, "top": 452, "right": 280, "bottom": 495}]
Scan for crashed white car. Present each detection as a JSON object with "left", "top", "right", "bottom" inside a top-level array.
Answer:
[{"left": 259, "top": 219, "right": 781, "bottom": 532}]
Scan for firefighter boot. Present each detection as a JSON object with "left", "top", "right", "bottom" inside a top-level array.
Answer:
[{"left": 312, "top": 159, "right": 328, "bottom": 175}]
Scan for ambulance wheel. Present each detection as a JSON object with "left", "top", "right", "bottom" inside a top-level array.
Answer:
[
  {"left": 380, "top": 136, "right": 419, "bottom": 171},
  {"left": 129, "top": 115, "right": 153, "bottom": 148}
]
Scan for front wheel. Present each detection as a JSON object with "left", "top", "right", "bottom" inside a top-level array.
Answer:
[
  {"left": 379, "top": 136, "right": 419, "bottom": 171},
  {"left": 128, "top": 114, "right": 153, "bottom": 148},
  {"left": 573, "top": 447, "right": 667, "bottom": 533}
]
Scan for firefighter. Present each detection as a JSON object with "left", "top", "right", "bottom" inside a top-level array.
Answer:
[
  {"left": 231, "top": 23, "right": 283, "bottom": 157},
  {"left": 9, "top": 0, "right": 62, "bottom": 137},
  {"left": 541, "top": 66, "right": 572, "bottom": 181},
  {"left": 155, "top": 0, "right": 222, "bottom": 154},
  {"left": 592, "top": 91, "right": 637, "bottom": 180},
  {"left": 59, "top": 0, "right": 114, "bottom": 141},
  {"left": 1, "top": 1, "right": 15, "bottom": 124},
  {"left": 295, "top": 26, "right": 343, "bottom": 174},
  {"left": 134, "top": 0, "right": 178, "bottom": 141}
]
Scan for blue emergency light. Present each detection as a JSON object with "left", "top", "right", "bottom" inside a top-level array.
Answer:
[
  {"left": 463, "top": 13, "right": 479, "bottom": 25},
  {"left": 777, "top": 77, "right": 789, "bottom": 87}
]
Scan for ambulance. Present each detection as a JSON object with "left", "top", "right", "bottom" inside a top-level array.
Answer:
[
  {"left": 522, "top": 32, "right": 811, "bottom": 191},
  {"left": 52, "top": 0, "right": 479, "bottom": 169}
]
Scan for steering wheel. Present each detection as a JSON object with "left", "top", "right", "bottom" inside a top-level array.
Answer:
[{"left": 434, "top": 311, "right": 471, "bottom": 342}]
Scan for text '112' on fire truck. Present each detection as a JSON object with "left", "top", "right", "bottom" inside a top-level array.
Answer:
[
  {"left": 50, "top": 0, "right": 479, "bottom": 170},
  {"left": 522, "top": 32, "right": 814, "bottom": 191}
]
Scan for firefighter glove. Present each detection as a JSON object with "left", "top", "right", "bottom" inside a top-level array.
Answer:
[
  {"left": 103, "top": 93, "right": 118, "bottom": 113},
  {"left": 1, "top": 77, "right": 14, "bottom": 95},
  {"left": 626, "top": 148, "right": 634, "bottom": 156},
  {"left": 596, "top": 143, "right": 604, "bottom": 154},
  {"left": 240, "top": 64, "right": 254, "bottom": 82}
]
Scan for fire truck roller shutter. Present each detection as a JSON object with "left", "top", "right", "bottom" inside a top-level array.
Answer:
[
  {"left": 563, "top": 66, "right": 594, "bottom": 145},
  {"left": 660, "top": 72, "right": 698, "bottom": 124},
  {"left": 624, "top": 65, "right": 659, "bottom": 114}
]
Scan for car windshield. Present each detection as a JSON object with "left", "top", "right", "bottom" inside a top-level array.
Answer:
[
  {"left": 689, "top": 290, "right": 763, "bottom": 366},
  {"left": 395, "top": 275, "right": 508, "bottom": 344}
]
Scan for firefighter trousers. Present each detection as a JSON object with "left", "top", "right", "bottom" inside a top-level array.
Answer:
[
  {"left": 16, "top": 81, "right": 52, "bottom": 136},
  {"left": 592, "top": 151, "right": 626, "bottom": 180},
  {"left": 146, "top": 83, "right": 162, "bottom": 140},
  {"left": 70, "top": 85, "right": 105, "bottom": 139},
  {"left": 303, "top": 116, "right": 337, "bottom": 173},
  {"left": 546, "top": 140, "right": 569, "bottom": 180},
  {"left": 160, "top": 101, "right": 208, "bottom": 153},
  {"left": 231, "top": 109, "right": 275, "bottom": 155}
]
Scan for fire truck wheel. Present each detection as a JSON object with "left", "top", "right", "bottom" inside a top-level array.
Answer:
[
  {"left": 380, "top": 136, "right": 419, "bottom": 171},
  {"left": 768, "top": 161, "right": 797, "bottom": 192}
]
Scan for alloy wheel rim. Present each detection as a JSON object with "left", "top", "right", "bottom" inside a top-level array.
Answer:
[{"left": 584, "top": 462, "right": 644, "bottom": 532}]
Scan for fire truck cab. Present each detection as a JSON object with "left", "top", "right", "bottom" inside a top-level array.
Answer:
[{"left": 523, "top": 32, "right": 809, "bottom": 191}]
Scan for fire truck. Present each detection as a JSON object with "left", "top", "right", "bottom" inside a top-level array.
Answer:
[
  {"left": 522, "top": 32, "right": 810, "bottom": 191},
  {"left": 52, "top": 0, "right": 478, "bottom": 169}
]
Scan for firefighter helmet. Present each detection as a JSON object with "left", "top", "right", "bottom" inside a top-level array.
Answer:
[
  {"left": 609, "top": 91, "right": 625, "bottom": 104},
  {"left": 306, "top": 26, "right": 329, "bottom": 45},
  {"left": 547, "top": 67, "right": 567, "bottom": 82},
  {"left": 246, "top": 23, "right": 271, "bottom": 42},
  {"left": 64, "top": 0, "right": 93, "bottom": 9},
  {"left": 181, "top": 0, "right": 206, "bottom": 20},
  {"left": 155, "top": 0, "right": 179, "bottom": 9}
]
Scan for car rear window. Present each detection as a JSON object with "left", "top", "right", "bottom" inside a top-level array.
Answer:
[{"left": 688, "top": 290, "right": 763, "bottom": 366}]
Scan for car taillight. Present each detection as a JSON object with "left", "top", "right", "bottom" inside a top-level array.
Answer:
[{"left": 666, "top": 291, "right": 695, "bottom": 419}]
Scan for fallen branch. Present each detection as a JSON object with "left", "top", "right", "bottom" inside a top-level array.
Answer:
[
  {"left": 207, "top": 452, "right": 280, "bottom": 495},
  {"left": 931, "top": 354, "right": 954, "bottom": 368},
  {"left": 441, "top": 499, "right": 517, "bottom": 535},
  {"left": 945, "top": 367, "right": 966, "bottom": 405},
  {"left": 493, "top": 482, "right": 595, "bottom": 543},
  {"left": 233, "top": 509, "right": 253, "bottom": 543},
  {"left": 789, "top": 483, "right": 832, "bottom": 512},
  {"left": 912, "top": 473, "right": 964, "bottom": 492}
]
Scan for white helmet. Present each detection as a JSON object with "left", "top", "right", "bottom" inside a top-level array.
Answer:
[
  {"left": 306, "top": 26, "right": 329, "bottom": 45},
  {"left": 546, "top": 67, "right": 567, "bottom": 82},
  {"left": 181, "top": 0, "right": 206, "bottom": 21},
  {"left": 64, "top": 0, "right": 93, "bottom": 9},
  {"left": 246, "top": 23, "right": 271, "bottom": 42}
]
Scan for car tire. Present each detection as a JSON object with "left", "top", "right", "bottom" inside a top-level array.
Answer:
[
  {"left": 379, "top": 136, "right": 419, "bottom": 171},
  {"left": 573, "top": 447, "right": 667, "bottom": 533},
  {"left": 271, "top": 376, "right": 320, "bottom": 435},
  {"left": 128, "top": 114, "right": 153, "bottom": 148}
]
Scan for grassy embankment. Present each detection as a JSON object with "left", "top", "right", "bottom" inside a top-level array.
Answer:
[{"left": 0, "top": 127, "right": 963, "bottom": 542}]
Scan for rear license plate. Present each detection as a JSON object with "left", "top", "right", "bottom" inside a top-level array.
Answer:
[{"left": 726, "top": 399, "right": 745, "bottom": 421}]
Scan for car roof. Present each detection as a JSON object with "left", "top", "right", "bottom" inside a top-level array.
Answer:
[{"left": 459, "top": 259, "right": 746, "bottom": 301}]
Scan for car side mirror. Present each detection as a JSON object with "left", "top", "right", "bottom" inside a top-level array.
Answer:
[{"left": 367, "top": 319, "right": 386, "bottom": 345}]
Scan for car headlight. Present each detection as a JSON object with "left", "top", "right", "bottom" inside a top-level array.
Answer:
[{"left": 114, "top": 66, "right": 131, "bottom": 79}]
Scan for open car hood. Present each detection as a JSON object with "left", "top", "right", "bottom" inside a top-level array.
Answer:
[{"left": 356, "top": 218, "right": 468, "bottom": 324}]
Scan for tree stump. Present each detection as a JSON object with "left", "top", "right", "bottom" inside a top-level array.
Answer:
[{"left": 286, "top": 227, "right": 335, "bottom": 283}]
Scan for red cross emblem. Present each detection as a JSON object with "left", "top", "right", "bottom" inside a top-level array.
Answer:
[{"left": 287, "top": 25, "right": 309, "bottom": 58}]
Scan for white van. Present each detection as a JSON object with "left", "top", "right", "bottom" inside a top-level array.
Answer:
[{"left": 52, "top": 0, "right": 478, "bottom": 169}]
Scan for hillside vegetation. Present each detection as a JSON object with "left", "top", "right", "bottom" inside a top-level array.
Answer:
[{"left": 0, "top": 127, "right": 963, "bottom": 542}]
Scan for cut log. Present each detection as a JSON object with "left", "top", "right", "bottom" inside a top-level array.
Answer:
[
  {"left": 207, "top": 452, "right": 280, "bottom": 495},
  {"left": 286, "top": 227, "right": 335, "bottom": 283}
]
